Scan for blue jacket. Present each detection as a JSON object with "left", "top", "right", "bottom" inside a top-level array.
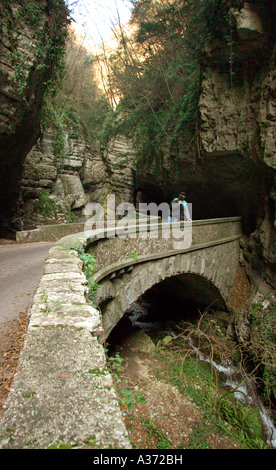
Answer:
[{"left": 170, "top": 198, "right": 190, "bottom": 220}]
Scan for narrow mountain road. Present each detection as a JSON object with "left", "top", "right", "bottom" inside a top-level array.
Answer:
[{"left": 0, "top": 241, "right": 55, "bottom": 340}]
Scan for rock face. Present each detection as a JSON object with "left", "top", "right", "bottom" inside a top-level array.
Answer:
[
  {"left": 19, "top": 128, "right": 105, "bottom": 229},
  {"left": 101, "top": 137, "right": 136, "bottom": 207},
  {"left": 19, "top": 130, "right": 136, "bottom": 229},
  {"left": 0, "top": 0, "right": 69, "bottom": 236},
  {"left": 198, "top": 1, "right": 275, "bottom": 296},
  {"left": 135, "top": 0, "right": 275, "bottom": 296}
]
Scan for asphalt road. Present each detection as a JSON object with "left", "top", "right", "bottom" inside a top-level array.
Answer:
[{"left": 0, "top": 242, "right": 55, "bottom": 331}]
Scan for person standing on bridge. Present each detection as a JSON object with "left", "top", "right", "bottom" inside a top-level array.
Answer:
[{"left": 168, "top": 192, "right": 192, "bottom": 222}]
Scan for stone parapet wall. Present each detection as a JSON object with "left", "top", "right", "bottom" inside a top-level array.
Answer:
[
  {"left": 87, "top": 217, "right": 242, "bottom": 274},
  {"left": 1, "top": 217, "right": 242, "bottom": 448},
  {"left": 0, "top": 232, "right": 130, "bottom": 449},
  {"left": 16, "top": 222, "right": 85, "bottom": 243}
]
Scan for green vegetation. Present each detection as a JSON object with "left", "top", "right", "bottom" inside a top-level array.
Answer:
[
  {"left": 119, "top": 388, "right": 146, "bottom": 412},
  {"left": 160, "top": 348, "right": 266, "bottom": 449},
  {"left": 141, "top": 416, "right": 172, "bottom": 449},
  {"left": 248, "top": 294, "right": 276, "bottom": 408},
  {"left": 38, "top": 191, "right": 57, "bottom": 218},
  {"left": 67, "top": 244, "right": 99, "bottom": 305},
  {"left": 105, "top": 349, "right": 146, "bottom": 413},
  {"left": 151, "top": 318, "right": 269, "bottom": 449},
  {"left": 47, "top": 434, "right": 101, "bottom": 449},
  {"left": 41, "top": 29, "right": 110, "bottom": 152},
  {"left": 37, "top": 190, "right": 77, "bottom": 222},
  {"left": 22, "top": 391, "right": 37, "bottom": 399},
  {"left": 6, "top": 0, "right": 69, "bottom": 100},
  {"left": 130, "top": 250, "right": 139, "bottom": 261},
  {"left": 105, "top": 350, "right": 125, "bottom": 385},
  {"left": 108, "top": 310, "right": 271, "bottom": 449},
  {"left": 17, "top": 1, "right": 45, "bottom": 27},
  {"left": 99, "top": 0, "right": 235, "bottom": 178},
  {"left": 39, "top": 289, "right": 61, "bottom": 314}
]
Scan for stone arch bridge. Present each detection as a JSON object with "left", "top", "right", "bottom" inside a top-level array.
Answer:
[
  {"left": 0, "top": 216, "right": 242, "bottom": 449},
  {"left": 87, "top": 217, "right": 242, "bottom": 341}
]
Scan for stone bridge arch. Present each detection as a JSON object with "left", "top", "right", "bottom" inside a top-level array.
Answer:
[{"left": 94, "top": 239, "right": 240, "bottom": 342}]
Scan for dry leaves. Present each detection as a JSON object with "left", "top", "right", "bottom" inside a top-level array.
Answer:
[{"left": 0, "top": 309, "right": 29, "bottom": 418}]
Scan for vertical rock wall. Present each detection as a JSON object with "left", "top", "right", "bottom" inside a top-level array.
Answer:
[
  {"left": 198, "top": 1, "right": 275, "bottom": 296},
  {"left": 19, "top": 131, "right": 136, "bottom": 229},
  {"left": 0, "top": 0, "right": 69, "bottom": 236},
  {"left": 133, "top": 1, "right": 275, "bottom": 296},
  {"left": 19, "top": 128, "right": 104, "bottom": 229},
  {"left": 101, "top": 136, "right": 136, "bottom": 207}
]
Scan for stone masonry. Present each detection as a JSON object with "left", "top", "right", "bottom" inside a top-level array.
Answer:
[
  {"left": 0, "top": 217, "right": 241, "bottom": 448},
  {"left": 88, "top": 218, "right": 242, "bottom": 341},
  {"left": 0, "top": 233, "right": 130, "bottom": 449}
]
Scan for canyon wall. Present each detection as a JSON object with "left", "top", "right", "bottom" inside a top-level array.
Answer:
[
  {"left": 198, "top": 1, "right": 275, "bottom": 297},
  {"left": 0, "top": 0, "right": 69, "bottom": 236},
  {"left": 19, "top": 130, "right": 135, "bottom": 229},
  {"left": 135, "top": 1, "right": 275, "bottom": 297},
  {"left": 19, "top": 128, "right": 104, "bottom": 229}
]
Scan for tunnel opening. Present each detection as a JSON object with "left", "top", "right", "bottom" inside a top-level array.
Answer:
[{"left": 106, "top": 273, "right": 228, "bottom": 350}]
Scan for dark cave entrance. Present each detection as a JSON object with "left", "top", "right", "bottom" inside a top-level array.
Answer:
[{"left": 135, "top": 153, "right": 274, "bottom": 236}]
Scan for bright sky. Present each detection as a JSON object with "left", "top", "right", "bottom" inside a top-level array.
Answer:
[{"left": 67, "top": 0, "right": 133, "bottom": 50}]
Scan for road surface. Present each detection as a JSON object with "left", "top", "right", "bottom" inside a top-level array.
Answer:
[{"left": 0, "top": 242, "right": 55, "bottom": 332}]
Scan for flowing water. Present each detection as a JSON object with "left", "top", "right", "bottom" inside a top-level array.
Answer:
[
  {"left": 186, "top": 336, "right": 276, "bottom": 449},
  {"left": 111, "top": 301, "right": 276, "bottom": 449}
]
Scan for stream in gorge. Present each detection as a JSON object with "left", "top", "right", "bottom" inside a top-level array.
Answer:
[
  {"left": 107, "top": 301, "right": 276, "bottom": 449},
  {"left": 186, "top": 336, "right": 276, "bottom": 448}
]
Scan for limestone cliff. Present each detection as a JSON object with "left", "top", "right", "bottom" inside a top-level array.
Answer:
[
  {"left": 135, "top": 0, "right": 275, "bottom": 297},
  {"left": 0, "top": 0, "right": 69, "bottom": 236},
  {"left": 19, "top": 128, "right": 106, "bottom": 229},
  {"left": 19, "top": 130, "right": 135, "bottom": 229},
  {"left": 198, "top": 1, "right": 275, "bottom": 297},
  {"left": 101, "top": 136, "right": 136, "bottom": 207}
]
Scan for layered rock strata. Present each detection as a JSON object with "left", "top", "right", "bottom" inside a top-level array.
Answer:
[
  {"left": 20, "top": 128, "right": 104, "bottom": 229},
  {"left": 19, "top": 130, "right": 136, "bottom": 229}
]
